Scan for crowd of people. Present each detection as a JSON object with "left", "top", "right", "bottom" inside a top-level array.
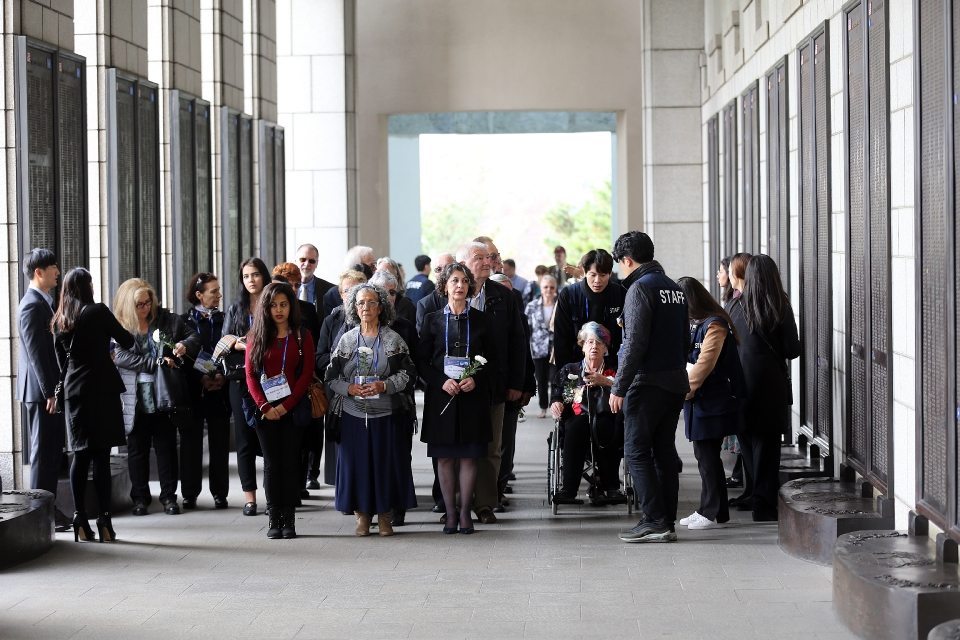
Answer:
[{"left": 16, "top": 230, "right": 799, "bottom": 543}]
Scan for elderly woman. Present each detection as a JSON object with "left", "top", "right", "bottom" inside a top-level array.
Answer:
[
  {"left": 550, "top": 322, "right": 623, "bottom": 503},
  {"left": 526, "top": 274, "right": 557, "bottom": 418},
  {"left": 416, "top": 263, "right": 497, "bottom": 534},
  {"left": 325, "top": 283, "right": 417, "bottom": 536},
  {"left": 376, "top": 257, "right": 416, "bottom": 326}
]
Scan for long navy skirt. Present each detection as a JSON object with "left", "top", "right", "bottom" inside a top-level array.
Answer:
[{"left": 334, "top": 412, "right": 418, "bottom": 515}]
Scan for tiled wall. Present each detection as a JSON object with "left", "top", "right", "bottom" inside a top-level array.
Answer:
[
  {"left": 701, "top": 0, "right": 916, "bottom": 523},
  {"left": 276, "top": 0, "right": 354, "bottom": 281}
]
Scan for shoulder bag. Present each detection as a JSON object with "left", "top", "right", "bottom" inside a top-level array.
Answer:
[{"left": 54, "top": 332, "right": 76, "bottom": 414}]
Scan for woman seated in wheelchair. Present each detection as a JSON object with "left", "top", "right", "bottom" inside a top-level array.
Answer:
[{"left": 550, "top": 321, "right": 623, "bottom": 503}]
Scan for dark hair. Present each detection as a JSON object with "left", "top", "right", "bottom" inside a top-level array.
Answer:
[
  {"left": 351, "top": 262, "right": 375, "bottom": 280},
  {"left": 415, "top": 255, "right": 431, "bottom": 271},
  {"left": 272, "top": 274, "right": 288, "bottom": 283},
  {"left": 247, "top": 282, "right": 301, "bottom": 370},
  {"left": 502, "top": 258, "right": 516, "bottom": 269},
  {"left": 730, "top": 252, "right": 752, "bottom": 282},
  {"left": 580, "top": 249, "right": 614, "bottom": 275},
  {"left": 186, "top": 272, "right": 218, "bottom": 306},
  {"left": 52, "top": 268, "right": 95, "bottom": 333},
  {"left": 237, "top": 257, "right": 271, "bottom": 312},
  {"left": 677, "top": 277, "right": 739, "bottom": 345},
  {"left": 534, "top": 264, "right": 549, "bottom": 276},
  {"left": 436, "top": 263, "right": 478, "bottom": 298},
  {"left": 719, "top": 257, "right": 733, "bottom": 303},
  {"left": 23, "top": 248, "right": 57, "bottom": 279},
  {"left": 612, "top": 231, "right": 654, "bottom": 264},
  {"left": 741, "top": 254, "right": 791, "bottom": 335}
]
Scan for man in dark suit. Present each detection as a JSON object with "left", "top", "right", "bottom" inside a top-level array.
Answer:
[
  {"left": 16, "top": 248, "right": 70, "bottom": 531},
  {"left": 296, "top": 243, "right": 335, "bottom": 308}
]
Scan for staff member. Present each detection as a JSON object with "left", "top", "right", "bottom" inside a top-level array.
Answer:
[
  {"left": 553, "top": 249, "right": 625, "bottom": 370},
  {"left": 609, "top": 231, "right": 689, "bottom": 543},
  {"left": 405, "top": 255, "right": 435, "bottom": 306}
]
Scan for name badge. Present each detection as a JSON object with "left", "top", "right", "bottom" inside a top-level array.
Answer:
[
  {"left": 137, "top": 373, "right": 155, "bottom": 384},
  {"left": 354, "top": 375, "right": 380, "bottom": 400},
  {"left": 443, "top": 356, "right": 469, "bottom": 379},
  {"left": 193, "top": 351, "right": 218, "bottom": 375},
  {"left": 261, "top": 373, "right": 292, "bottom": 402}
]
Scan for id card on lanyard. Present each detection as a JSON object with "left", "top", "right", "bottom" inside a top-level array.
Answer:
[
  {"left": 260, "top": 334, "right": 292, "bottom": 402},
  {"left": 193, "top": 351, "right": 218, "bottom": 375},
  {"left": 443, "top": 306, "right": 470, "bottom": 379},
  {"left": 354, "top": 330, "right": 381, "bottom": 399}
]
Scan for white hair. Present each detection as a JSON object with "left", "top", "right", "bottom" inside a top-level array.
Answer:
[
  {"left": 369, "top": 270, "right": 398, "bottom": 289},
  {"left": 343, "top": 245, "right": 374, "bottom": 269},
  {"left": 456, "top": 241, "right": 488, "bottom": 263},
  {"left": 489, "top": 273, "right": 512, "bottom": 289}
]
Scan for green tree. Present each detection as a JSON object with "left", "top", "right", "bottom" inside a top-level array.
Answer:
[
  {"left": 543, "top": 181, "right": 612, "bottom": 260},
  {"left": 421, "top": 199, "right": 485, "bottom": 257}
]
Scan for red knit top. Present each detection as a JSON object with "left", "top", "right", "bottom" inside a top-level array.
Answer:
[{"left": 245, "top": 328, "right": 315, "bottom": 413}]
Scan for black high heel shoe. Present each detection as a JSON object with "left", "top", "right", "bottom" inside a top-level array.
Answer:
[
  {"left": 73, "top": 512, "right": 95, "bottom": 542},
  {"left": 97, "top": 512, "right": 116, "bottom": 542},
  {"left": 442, "top": 512, "right": 458, "bottom": 534}
]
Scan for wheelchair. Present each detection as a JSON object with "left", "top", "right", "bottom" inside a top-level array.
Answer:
[{"left": 546, "top": 418, "right": 634, "bottom": 515}]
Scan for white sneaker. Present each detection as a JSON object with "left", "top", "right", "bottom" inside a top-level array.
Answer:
[
  {"left": 687, "top": 513, "right": 722, "bottom": 530},
  {"left": 679, "top": 511, "right": 701, "bottom": 526}
]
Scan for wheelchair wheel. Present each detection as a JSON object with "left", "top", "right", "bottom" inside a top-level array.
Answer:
[
  {"left": 549, "top": 421, "right": 563, "bottom": 515},
  {"left": 546, "top": 431, "right": 555, "bottom": 505}
]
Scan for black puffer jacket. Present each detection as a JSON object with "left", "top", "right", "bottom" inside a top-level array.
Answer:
[{"left": 114, "top": 308, "right": 201, "bottom": 432}]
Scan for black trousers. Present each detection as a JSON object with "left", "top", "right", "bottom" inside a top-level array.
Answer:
[
  {"left": 70, "top": 447, "right": 112, "bottom": 514},
  {"left": 24, "top": 401, "right": 65, "bottom": 496},
  {"left": 623, "top": 386, "right": 684, "bottom": 525},
  {"left": 498, "top": 408, "right": 520, "bottom": 497},
  {"left": 692, "top": 437, "right": 729, "bottom": 522},
  {"left": 301, "top": 417, "right": 324, "bottom": 484},
  {"left": 229, "top": 380, "right": 260, "bottom": 492},
  {"left": 256, "top": 413, "right": 305, "bottom": 510},
  {"left": 533, "top": 358, "right": 555, "bottom": 410},
  {"left": 562, "top": 413, "right": 621, "bottom": 492},
  {"left": 127, "top": 411, "right": 179, "bottom": 505},
  {"left": 738, "top": 429, "right": 782, "bottom": 514},
  {"left": 180, "top": 410, "right": 231, "bottom": 500}
]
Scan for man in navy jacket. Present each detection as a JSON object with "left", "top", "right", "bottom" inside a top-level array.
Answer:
[
  {"left": 609, "top": 232, "right": 690, "bottom": 543},
  {"left": 16, "top": 248, "right": 70, "bottom": 530}
]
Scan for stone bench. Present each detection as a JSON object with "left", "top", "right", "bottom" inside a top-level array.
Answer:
[
  {"left": 834, "top": 513, "right": 960, "bottom": 640},
  {"left": 0, "top": 489, "right": 55, "bottom": 569},
  {"left": 778, "top": 476, "right": 894, "bottom": 565}
]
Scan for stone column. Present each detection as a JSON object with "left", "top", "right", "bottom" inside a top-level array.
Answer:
[
  {"left": 276, "top": 0, "right": 355, "bottom": 280},
  {"left": 638, "top": 0, "right": 704, "bottom": 279},
  {"left": 243, "top": 0, "right": 276, "bottom": 122},
  {"left": 1, "top": 1, "right": 76, "bottom": 488},
  {"left": 148, "top": 0, "right": 203, "bottom": 304},
  {"left": 75, "top": 0, "right": 149, "bottom": 298}
]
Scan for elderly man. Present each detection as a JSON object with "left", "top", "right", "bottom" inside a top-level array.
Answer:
[
  {"left": 323, "top": 246, "right": 378, "bottom": 316},
  {"left": 415, "top": 252, "right": 455, "bottom": 332},
  {"left": 296, "top": 243, "right": 335, "bottom": 308},
  {"left": 419, "top": 240, "right": 526, "bottom": 523}
]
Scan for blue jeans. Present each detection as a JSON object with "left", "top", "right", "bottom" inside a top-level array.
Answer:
[{"left": 623, "top": 385, "right": 685, "bottom": 525}]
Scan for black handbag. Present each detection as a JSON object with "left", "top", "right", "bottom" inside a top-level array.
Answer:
[
  {"left": 54, "top": 322, "right": 80, "bottom": 414},
  {"left": 325, "top": 393, "right": 343, "bottom": 443},
  {"left": 221, "top": 350, "right": 247, "bottom": 381}
]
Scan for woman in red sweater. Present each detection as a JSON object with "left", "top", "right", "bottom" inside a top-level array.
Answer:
[{"left": 245, "top": 282, "right": 315, "bottom": 539}]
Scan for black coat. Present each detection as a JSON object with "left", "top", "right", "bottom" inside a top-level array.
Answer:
[
  {"left": 416, "top": 308, "right": 496, "bottom": 446},
  {"left": 395, "top": 296, "right": 417, "bottom": 327},
  {"left": 727, "top": 298, "right": 801, "bottom": 434},
  {"left": 55, "top": 303, "right": 135, "bottom": 449},
  {"left": 114, "top": 308, "right": 201, "bottom": 433},
  {"left": 554, "top": 278, "right": 626, "bottom": 370},
  {"left": 298, "top": 299, "right": 322, "bottom": 352},
  {"left": 416, "top": 290, "right": 444, "bottom": 332},
  {"left": 181, "top": 308, "right": 231, "bottom": 419},
  {"left": 315, "top": 307, "right": 348, "bottom": 373},
  {"left": 551, "top": 357, "right": 619, "bottom": 431},
  {"left": 415, "top": 280, "right": 525, "bottom": 403},
  {"left": 322, "top": 286, "right": 342, "bottom": 318}
]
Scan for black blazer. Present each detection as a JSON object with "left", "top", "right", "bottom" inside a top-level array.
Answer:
[
  {"left": 416, "top": 307, "right": 497, "bottom": 446},
  {"left": 395, "top": 296, "right": 417, "bottom": 327},
  {"left": 16, "top": 288, "right": 59, "bottom": 402},
  {"left": 55, "top": 303, "right": 134, "bottom": 398},
  {"left": 298, "top": 300, "right": 322, "bottom": 352},
  {"left": 322, "top": 286, "right": 342, "bottom": 317},
  {"left": 315, "top": 307, "right": 348, "bottom": 373},
  {"left": 416, "top": 290, "right": 444, "bottom": 333}
]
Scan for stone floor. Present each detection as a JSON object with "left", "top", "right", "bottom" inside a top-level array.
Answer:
[{"left": 0, "top": 408, "right": 858, "bottom": 639}]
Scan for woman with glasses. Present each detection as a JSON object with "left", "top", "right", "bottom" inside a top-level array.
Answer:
[
  {"left": 180, "top": 273, "right": 231, "bottom": 509},
  {"left": 222, "top": 257, "right": 272, "bottom": 516},
  {"left": 375, "top": 257, "right": 417, "bottom": 326},
  {"left": 113, "top": 278, "right": 200, "bottom": 516},
  {"left": 53, "top": 268, "right": 135, "bottom": 541},
  {"left": 325, "top": 283, "right": 417, "bottom": 536}
]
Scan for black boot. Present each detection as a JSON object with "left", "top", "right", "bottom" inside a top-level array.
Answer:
[
  {"left": 73, "top": 511, "right": 95, "bottom": 542},
  {"left": 282, "top": 508, "right": 297, "bottom": 539},
  {"left": 267, "top": 508, "right": 282, "bottom": 539},
  {"left": 96, "top": 512, "right": 116, "bottom": 542}
]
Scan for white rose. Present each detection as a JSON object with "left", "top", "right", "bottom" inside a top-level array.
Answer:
[
  {"left": 358, "top": 346, "right": 374, "bottom": 355},
  {"left": 568, "top": 374, "right": 579, "bottom": 380},
  {"left": 475, "top": 355, "right": 487, "bottom": 365},
  {"left": 152, "top": 329, "right": 161, "bottom": 343}
]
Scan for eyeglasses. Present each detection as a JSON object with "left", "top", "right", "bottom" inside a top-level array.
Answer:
[
  {"left": 387, "top": 290, "right": 397, "bottom": 296},
  {"left": 135, "top": 300, "right": 152, "bottom": 309},
  {"left": 355, "top": 301, "right": 379, "bottom": 308},
  {"left": 298, "top": 257, "right": 317, "bottom": 264},
  {"left": 486, "top": 253, "right": 501, "bottom": 261}
]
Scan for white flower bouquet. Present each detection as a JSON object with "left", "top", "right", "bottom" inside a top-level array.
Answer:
[{"left": 441, "top": 355, "right": 487, "bottom": 415}]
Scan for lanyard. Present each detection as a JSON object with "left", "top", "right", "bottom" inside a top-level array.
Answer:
[
  {"left": 263, "top": 332, "right": 290, "bottom": 376},
  {"left": 247, "top": 313, "right": 253, "bottom": 330},
  {"left": 584, "top": 298, "right": 607, "bottom": 324},
  {"left": 444, "top": 306, "right": 470, "bottom": 358},
  {"left": 194, "top": 310, "right": 217, "bottom": 350},
  {"left": 355, "top": 328, "right": 381, "bottom": 373}
]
